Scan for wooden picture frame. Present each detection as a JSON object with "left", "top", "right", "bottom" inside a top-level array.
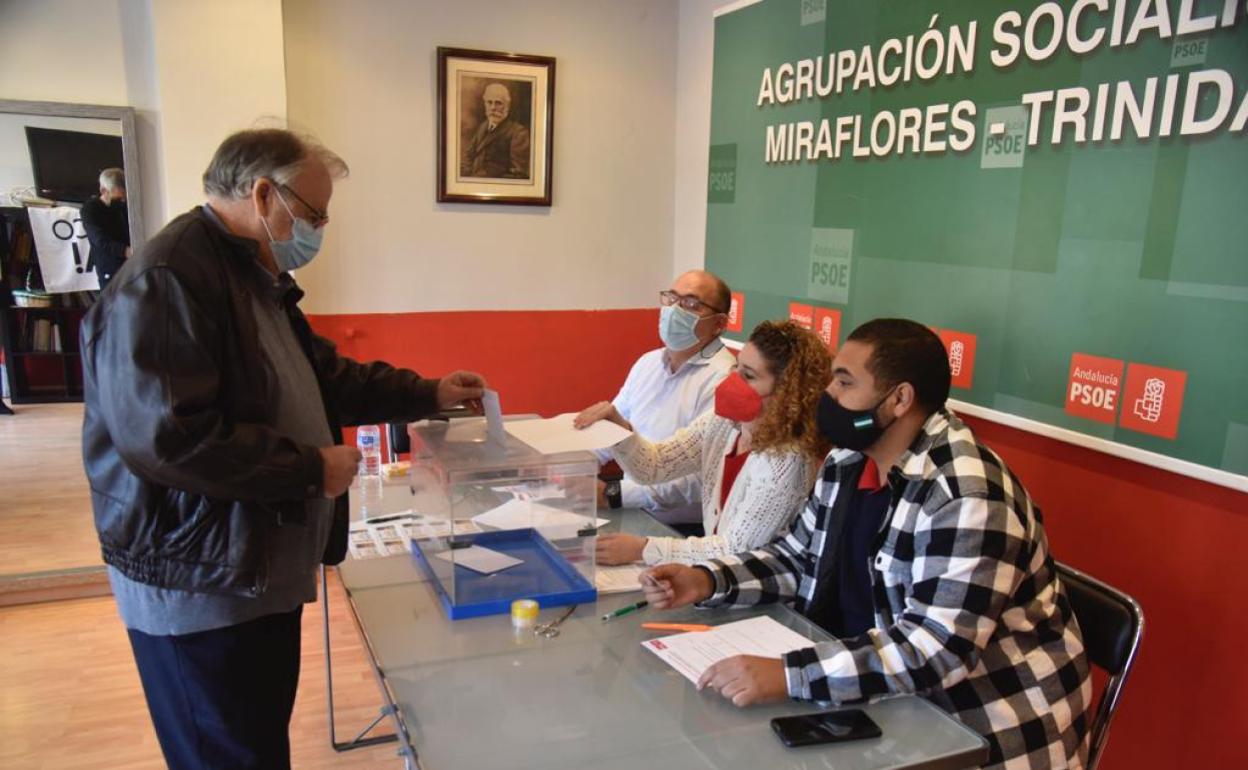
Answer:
[{"left": 437, "top": 47, "right": 556, "bottom": 206}]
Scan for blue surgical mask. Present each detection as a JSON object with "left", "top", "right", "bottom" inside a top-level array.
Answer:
[
  {"left": 259, "top": 188, "right": 323, "bottom": 272},
  {"left": 659, "top": 304, "right": 701, "bottom": 351}
]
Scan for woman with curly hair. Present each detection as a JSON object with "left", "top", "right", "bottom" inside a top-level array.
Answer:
[{"left": 575, "top": 320, "right": 832, "bottom": 566}]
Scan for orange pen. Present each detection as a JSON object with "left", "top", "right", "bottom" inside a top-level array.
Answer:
[{"left": 641, "top": 622, "right": 713, "bottom": 632}]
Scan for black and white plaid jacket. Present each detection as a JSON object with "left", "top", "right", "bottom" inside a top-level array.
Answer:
[{"left": 699, "top": 409, "right": 1092, "bottom": 769}]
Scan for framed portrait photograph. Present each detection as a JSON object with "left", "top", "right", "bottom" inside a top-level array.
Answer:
[{"left": 437, "top": 47, "right": 556, "bottom": 206}]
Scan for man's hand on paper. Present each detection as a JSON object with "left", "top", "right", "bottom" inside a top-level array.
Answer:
[
  {"left": 437, "top": 370, "right": 488, "bottom": 413},
  {"left": 320, "top": 445, "right": 362, "bottom": 498},
  {"left": 639, "top": 564, "right": 713, "bottom": 608},
  {"left": 596, "top": 533, "right": 647, "bottom": 565},
  {"left": 697, "top": 655, "right": 788, "bottom": 707},
  {"left": 573, "top": 401, "right": 632, "bottom": 431}
]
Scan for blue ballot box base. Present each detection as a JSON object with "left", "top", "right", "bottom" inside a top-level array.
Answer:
[{"left": 411, "top": 527, "right": 597, "bottom": 620}]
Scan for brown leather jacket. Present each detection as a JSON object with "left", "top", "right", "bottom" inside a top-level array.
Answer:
[{"left": 81, "top": 207, "right": 438, "bottom": 597}]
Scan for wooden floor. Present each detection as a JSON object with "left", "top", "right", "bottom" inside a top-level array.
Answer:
[
  {"left": 0, "top": 401, "right": 403, "bottom": 768},
  {"left": 0, "top": 403, "right": 102, "bottom": 574}
]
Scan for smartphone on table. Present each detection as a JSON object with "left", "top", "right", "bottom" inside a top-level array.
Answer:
[{"left": 770, "top": 709, "right": 882, "bottom": 748}]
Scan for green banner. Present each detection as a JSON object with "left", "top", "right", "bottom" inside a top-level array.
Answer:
[{"left": 707, "top": 0, "right": 1248, "bottom": 486}]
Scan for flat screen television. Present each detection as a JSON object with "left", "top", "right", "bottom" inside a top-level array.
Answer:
[{"left": 25, "top": 126, "right": 124, "bottom": 204}]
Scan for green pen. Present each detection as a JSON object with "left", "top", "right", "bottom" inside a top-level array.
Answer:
[{"left": 601, "top": 600, "right": 648, "bottom": 622}]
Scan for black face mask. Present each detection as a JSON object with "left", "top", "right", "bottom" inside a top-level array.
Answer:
[{"left": 816, "top": 389, "right": 895, "bottom": 451}]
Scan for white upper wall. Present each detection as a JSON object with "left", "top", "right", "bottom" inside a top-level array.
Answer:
[
  {"left": 148, "top": 0, "right": 286, "bottom": 218},
  {"left": 0, "top": 1, "right": 129, "bottom": 105},
  {"left": 283, "top": 0, "right": 678, "bottom": 314}
]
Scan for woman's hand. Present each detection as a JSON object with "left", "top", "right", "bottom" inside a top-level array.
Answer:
[{"left": 595, "top": 533, "right": 647, "bottom": 565}]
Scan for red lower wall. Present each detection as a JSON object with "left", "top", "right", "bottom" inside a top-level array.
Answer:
[{"left": 308, "top": 309, "right": 1247, "bottom": 770}]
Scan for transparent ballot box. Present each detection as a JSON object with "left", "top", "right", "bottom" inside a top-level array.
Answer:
[{"left": 405, "top": 418, "right": 600, "bottom": 619}]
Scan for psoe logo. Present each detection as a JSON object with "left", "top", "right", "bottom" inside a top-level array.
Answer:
[
  {"left": 800, "top": 0, "right": 826, "bottom": 26},
  {"left": 726, "top": 291, "right": 744, "bottom": 333},
  {"left": 807, "top": 228, "right": 853, "bottom": 305},
  {"left": 949, "top": 341, "right": 965, "bottom": 377},
  {"left": 813, "top": 307, "right": 841, "bottom": 352},
  {"left": 1064, "top": 352, "right": 1124, "bottom": 425},
  {"left": 1118, "top": 363, "right": 1186, "bottom": 440},
  {"left": 981, "top": 105, "right": 1029, "bottom": 170},
  {"left": 1133, "top": 378, "right": 1165, "bottom": 423},
  {"left": 707, "top": 144, "right": 737, "bottom": 204},
  {"left": 937, "top": 329, "right": 978, "bottom": 390},
  {"left": 788, "top": 302, "right": 814, "bottom": 330}
]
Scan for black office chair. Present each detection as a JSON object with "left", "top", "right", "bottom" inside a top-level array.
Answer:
[{"left": 1055, "top": 561, "right": 1144, "bottom": 770}]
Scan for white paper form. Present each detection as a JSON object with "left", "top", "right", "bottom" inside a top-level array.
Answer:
[
  {"left": 595, "top": 564, "right": 647, "bottom": 594},
  {"left": 642, "top": 616, "right": 816, "bottom": 684},
  {"left": 504, "top": 413, "right": 632, "bottom": 455},
  {"left": 433, "top": 545, "right": 523, "bottom": 574},
  {"left": 471, "top": 498, "right": 607, "bottom": 539}
]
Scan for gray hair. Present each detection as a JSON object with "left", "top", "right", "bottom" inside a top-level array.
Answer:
[
  {"left": 202, "top": 128, "right": 348, "bottom": 200},
  {"left": 99, "top": 167, "right": 125, "bottom": 191}
]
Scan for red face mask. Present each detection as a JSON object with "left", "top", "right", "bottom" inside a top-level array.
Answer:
[{"left": 714, "top": 372, "right": 765, "bottom": 423}]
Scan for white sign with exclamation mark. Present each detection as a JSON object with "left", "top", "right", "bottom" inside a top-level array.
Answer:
[{"left": 27, "top": 205, "right": 100, "bottom": 293}]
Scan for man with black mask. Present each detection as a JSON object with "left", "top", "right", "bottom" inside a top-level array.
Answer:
[
  {"left": 640, "top": 318, "right": 1092, "bottom": 770},
  {"left": 80, "top": 167, "right": 131, "bottom": 290}
]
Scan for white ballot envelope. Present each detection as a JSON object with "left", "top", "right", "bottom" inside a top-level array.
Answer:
[{"left": 433, "top": 545, "right": 523, "bottom": 575}]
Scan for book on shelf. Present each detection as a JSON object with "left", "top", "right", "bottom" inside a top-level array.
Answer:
[{"left": 32, "top": 318, "right": 52, "bottom": 351}]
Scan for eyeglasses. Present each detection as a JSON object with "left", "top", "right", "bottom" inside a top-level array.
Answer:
[
  {"left": 659, "top": 290, "right": 727, "bottom": 316},
  {"left": 660, "top": 290, "right": 727, "bottom": 315},
  {"left": 276, "top": 182, "right": 329, "bottom": 228}
]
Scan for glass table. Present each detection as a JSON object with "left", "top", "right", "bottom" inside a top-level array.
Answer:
[{"left": 327, "top": 481, "right": 989, "bottom": 770}]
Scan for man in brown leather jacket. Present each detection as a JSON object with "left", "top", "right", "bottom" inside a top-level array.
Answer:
[{"left": 81, "top": 128, "right": 486, "bottom": 770}]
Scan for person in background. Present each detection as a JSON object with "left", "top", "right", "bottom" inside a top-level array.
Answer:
[
  {"left": 80, "top": 167, "right": 131, "bottom": 290},
  {"left": 81, "top": 129, "right": 487, "bottom": 770},
  {"left": 577, "top": 269, "right": 735, "bottom": 535},
  {"left": 578, "top": 320, "right": 830, "bottom": 566},
  {"left": 640, "top": 318, "right": 1092, "bottom": 770}
]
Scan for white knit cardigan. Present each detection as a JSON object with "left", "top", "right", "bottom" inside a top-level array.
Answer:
[{"left": 610, "top": 411, "right": 815, "bottom": 565}]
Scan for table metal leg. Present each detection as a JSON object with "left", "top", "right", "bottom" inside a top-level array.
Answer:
[{"left": 321, "top": 565, "right": 400, "bottom": 754}]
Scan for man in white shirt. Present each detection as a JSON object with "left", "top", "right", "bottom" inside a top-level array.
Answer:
[{"left": 579, "top": 270, "right": 736, "bottom": 532}]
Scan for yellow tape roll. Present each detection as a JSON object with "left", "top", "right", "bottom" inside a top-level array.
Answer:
[{"left": 511, "top": 599, "right": 540, "bottom": 630}]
